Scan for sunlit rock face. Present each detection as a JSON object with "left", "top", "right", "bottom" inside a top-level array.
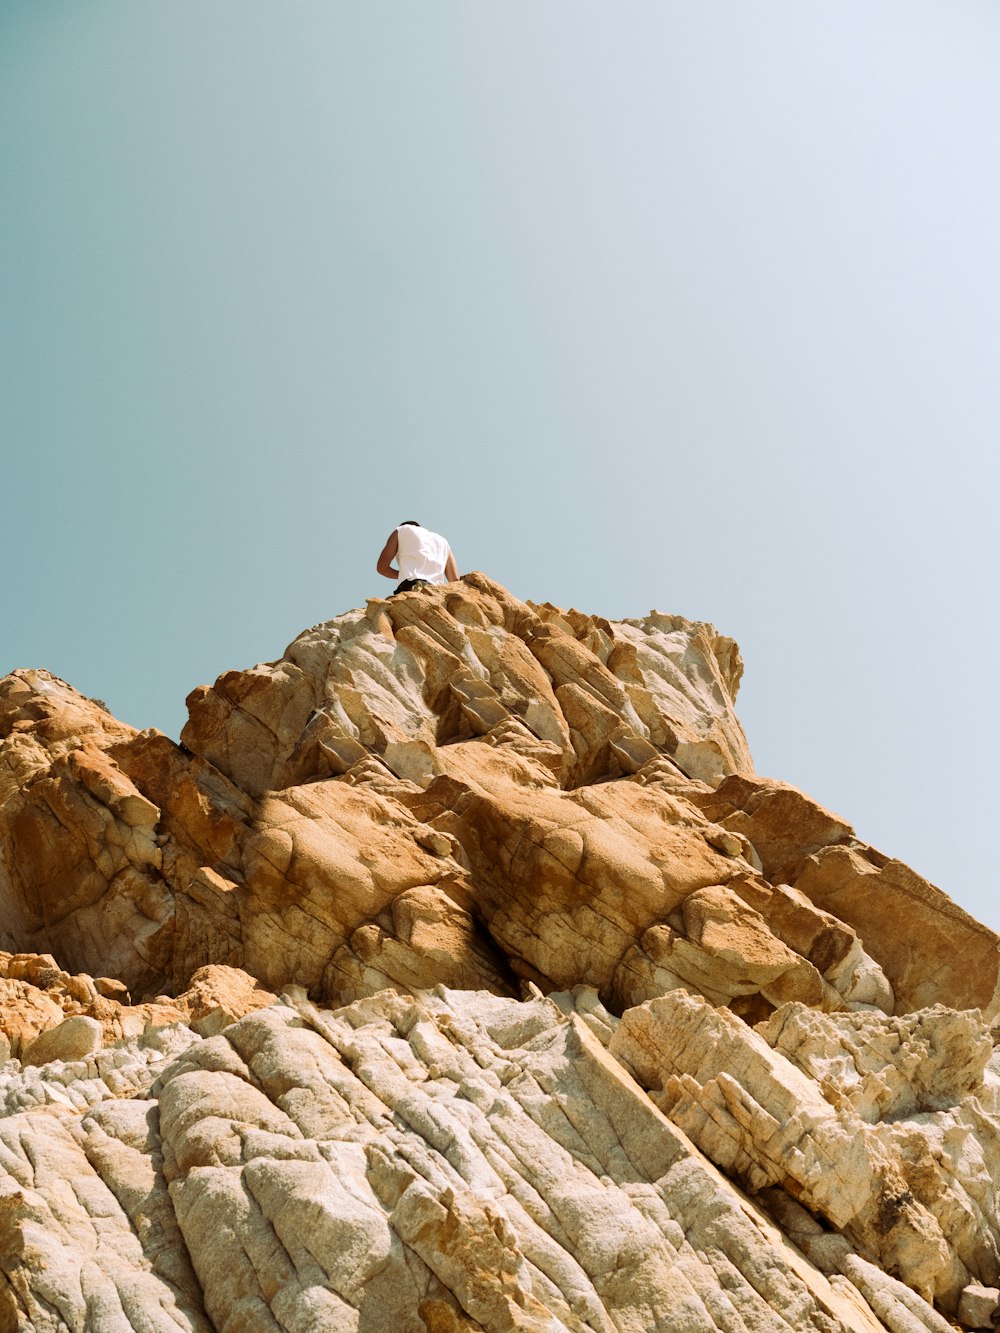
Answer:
[{"left": 0, "top": 574, "right": 998, "bottom": 1331}]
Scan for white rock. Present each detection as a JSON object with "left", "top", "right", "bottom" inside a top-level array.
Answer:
[{"left": 958, "top": 1285, "right": 1000, "bottom": 1329}]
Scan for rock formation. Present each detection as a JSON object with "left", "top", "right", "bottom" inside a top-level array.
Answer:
[{"left": 0, "top": 573, "right": 998, "bottom": 1332}]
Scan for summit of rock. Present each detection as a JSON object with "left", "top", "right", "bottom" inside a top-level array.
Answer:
[{"left": 0, "top": 574, "right": 998, "bottom": 1331}]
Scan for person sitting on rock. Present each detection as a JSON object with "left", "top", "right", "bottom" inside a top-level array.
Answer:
[{"left": 376, "top": 521, "right": 459, "bottom": 595}]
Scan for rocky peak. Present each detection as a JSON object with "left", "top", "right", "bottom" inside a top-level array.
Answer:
[{"left": 0, "top": 575, "right": 998, "bottom": 1331}]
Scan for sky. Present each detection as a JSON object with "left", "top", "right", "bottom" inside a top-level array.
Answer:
[{"left": 2, "top": 2, "right": 998, "bottom": 930}]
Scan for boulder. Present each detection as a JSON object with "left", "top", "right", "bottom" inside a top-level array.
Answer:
[{"left": 22, "top": 1015, "right": 103, "bottom": 1066}]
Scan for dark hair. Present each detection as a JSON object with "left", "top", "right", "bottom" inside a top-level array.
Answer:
[{"left": 400, "top": 520, "right": 421, "bottom": 527}]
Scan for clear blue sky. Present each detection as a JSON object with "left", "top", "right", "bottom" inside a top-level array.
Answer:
[{"left": 3, "top": 2, "right": 998, "bottom": 929}]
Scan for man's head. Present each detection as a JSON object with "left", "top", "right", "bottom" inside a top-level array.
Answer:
[{"left": 400, "top": 520, "right": 421, "bottom": 527}]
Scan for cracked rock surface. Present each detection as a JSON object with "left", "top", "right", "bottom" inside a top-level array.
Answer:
[{"left": 1, "top": 575, "right": 999, "bottom": 1330}]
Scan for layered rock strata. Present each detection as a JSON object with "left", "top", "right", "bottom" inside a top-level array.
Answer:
[{"left": 0, "top": 574, "right": 997, "bottom": 1331}]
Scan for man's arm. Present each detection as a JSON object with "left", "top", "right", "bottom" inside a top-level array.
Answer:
[
  {"left": 376, "top": 530, "right": 399, "bottom": 579},
  {"left": 445, "top": 549, "right": 459, "bottom": 581}
]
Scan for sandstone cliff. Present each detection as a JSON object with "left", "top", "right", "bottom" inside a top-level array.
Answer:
[{"left": 0, "top": 574, "right": 998, "bottom": 1332}]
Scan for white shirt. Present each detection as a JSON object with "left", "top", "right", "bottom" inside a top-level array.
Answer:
[{"left": 396, "top": 524, "right": 452, "bottom": 584}]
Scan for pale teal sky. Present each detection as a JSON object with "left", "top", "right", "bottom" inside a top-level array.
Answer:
[{"left": 3, "top": 3, "right": 998, "bottom": 929}]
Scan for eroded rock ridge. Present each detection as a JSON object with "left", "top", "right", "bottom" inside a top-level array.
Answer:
[{"left": 0, "top": 574, "right": 997, "bottom": 1332}]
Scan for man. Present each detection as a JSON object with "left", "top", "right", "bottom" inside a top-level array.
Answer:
[{"left": 376, "top": 521, "right": 459, "bottom": 594}]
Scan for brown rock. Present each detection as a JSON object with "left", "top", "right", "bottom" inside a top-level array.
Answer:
[
  {"left": 794, "top": 845, "right": 1000, "bottom": 1015},
  {"left": 174, "top": 964, "right": 278, "bottom": 1036},
  {"left": 2, "top": 579, "right": 999, "bottom": 1329},
  {"left": 0, "top": 978, "right": 64, "bottom": 1057},
  {"left": 690, "top": 773, "right": 855, "bottom": 883},
  {"left": 21, "top": 1015, "right": 103, "bottom": 1067}
]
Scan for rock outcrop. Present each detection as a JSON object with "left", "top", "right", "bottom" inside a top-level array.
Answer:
[{"left": 0, "top": 574, "right": 998, "bottom": 1331}]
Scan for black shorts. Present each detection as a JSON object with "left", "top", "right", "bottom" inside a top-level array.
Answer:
[{"left": 392, "top": 578, "right": 431, "bottom": 595}]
